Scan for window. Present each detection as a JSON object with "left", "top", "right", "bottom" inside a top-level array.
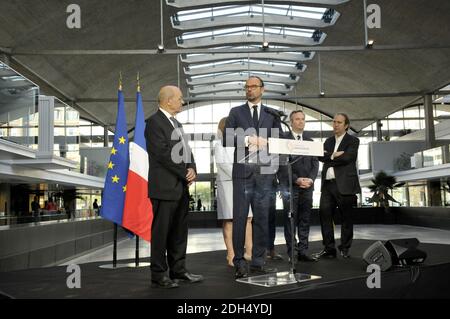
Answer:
[{"left": 408, "top": 184, "right": 428, "bottom": 207}]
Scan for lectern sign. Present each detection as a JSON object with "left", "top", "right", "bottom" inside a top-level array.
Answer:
[{"left": 268, "top": 138, "right": 324, "bottom": 157}]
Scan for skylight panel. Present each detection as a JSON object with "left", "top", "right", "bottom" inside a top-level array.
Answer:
[
  {"left": 181, "top": 26, "right": 316, "bottom": 41},
  {"left": 189, "top": 72, "right": 236, "bottom": 80},
  {"left": 188, "top": 59, "right": 298, "bottom": 70},
  {"left": 175, "top": 4, "right": 327, "bottom": 22},
  {"left": 167, "top": 0, "right": 350, "bottom": 9}
]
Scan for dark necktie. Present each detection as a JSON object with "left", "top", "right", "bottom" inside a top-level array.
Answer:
[
  {"left": 170, "top": 116, "right": 179, "bottom": 128},
  {"left": 297, "top": 135, "right": 302, "bottom": 141},
  {"left": 252, "top": 105, "right": 258, "bottom": 128},
  {"left": 170, "top": 117, "right": 186, "bottom": 139}
]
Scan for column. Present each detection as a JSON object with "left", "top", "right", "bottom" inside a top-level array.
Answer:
[
  {"left": 424, "top": 94, "right": 436, "bottom": 149},
  {"left": 376, "top": 120, "right": 383, "bottom": 141},
  {"left": 103, "top": 125, "right": 109, "bottom": 147},
  {"left": 424, "top": 94, "right": 441, "bottom": 206},
  {"left": 37, "top": 96, "right": 55, "bottom": 157}
]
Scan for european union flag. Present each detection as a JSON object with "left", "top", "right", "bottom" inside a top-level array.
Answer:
[{"left": 100, "top": 88, "right": 129, "bottom": 225}]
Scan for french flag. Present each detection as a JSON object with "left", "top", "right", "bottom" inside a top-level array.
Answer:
[{"left": 122, "top": 89, "right": 153, "bottom": 241}]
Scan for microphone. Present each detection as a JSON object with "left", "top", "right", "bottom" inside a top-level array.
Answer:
[{"left": 264, "top": 108, "right": 286, "bottom": 118}]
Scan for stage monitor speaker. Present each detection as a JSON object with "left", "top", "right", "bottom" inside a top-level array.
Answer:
[
  {"left": 362, "top": 241, "right": 392, "bottom": 271},
  {"left": 384, "top": 238, "right": 427, "bottom": 266}
]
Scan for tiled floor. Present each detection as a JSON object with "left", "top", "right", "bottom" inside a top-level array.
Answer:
[{"left": 61, "top": 224, "right": 450, "bottom": 265}]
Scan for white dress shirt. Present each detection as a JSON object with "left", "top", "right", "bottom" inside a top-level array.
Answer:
[
  {"left": 159, "top": 107, "right": 175, "bottom": 127},
  {"left": 248, "top": 101, "right": 261, "bottom": 121},
  {"left": 245, "top": 101, "right": 262, "bottom": 147},
  {"left": 292, "top": 131, "right": 303, "bottom": 141},
  {"left": 325, "top": 132, "right": 346, "bottom": 180}
]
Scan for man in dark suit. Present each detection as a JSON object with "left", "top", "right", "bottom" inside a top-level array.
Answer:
[
  {"left": 279, "top": 110, "right": 319, "bottom": 263},
  {"left": 314, "top": 113, "right": 361, "bottom": 259},
  {"left": 224, "top": 76, "right": 282, "bottom": 279},
  {"left": 145, "top": 85, "right": 203, "bottom": 288}
]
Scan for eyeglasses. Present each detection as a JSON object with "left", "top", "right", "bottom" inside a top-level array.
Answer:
[{"left": 244, "top": 85, "right": 262, "bottom": 90}]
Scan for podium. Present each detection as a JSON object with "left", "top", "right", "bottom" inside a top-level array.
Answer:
[{"left": 236, "top": 135, "right": 323, "bottom": 287}]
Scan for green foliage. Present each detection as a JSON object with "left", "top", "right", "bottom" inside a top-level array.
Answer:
[{"left": 368, "top": 171, "right": 405, "bottom": 207}]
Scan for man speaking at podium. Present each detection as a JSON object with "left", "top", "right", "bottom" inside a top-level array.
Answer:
[{"left": 224, "top": 76, "right": 282, "bottom": 279}]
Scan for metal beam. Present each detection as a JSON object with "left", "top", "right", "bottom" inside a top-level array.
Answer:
[
  {"left": 9, "top": 44, "right": 450, "bottom": 56},
  {"left": 75, "top": 91, "right": 424, "bottom": 103},
  {"left": 166, "top": 0, "right": 350, "bottom": 9}
]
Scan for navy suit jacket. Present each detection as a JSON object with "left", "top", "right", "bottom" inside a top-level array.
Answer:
[
  {"left": 278, "top": 132, "right": 319, "bottom": 192},
  {"left": 319, "top": 133, "right": 361, "bottom": 195},
  {"left": 145, "top": 110, "right": 196, "bottom": 201},
  {"left": 224, "top": 103, "right": 283, "bottom": 178}
]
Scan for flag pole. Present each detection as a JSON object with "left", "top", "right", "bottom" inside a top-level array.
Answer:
[
  {"left": 99, "top": 73, "right": 131, "bottom": 269},
  {"left": 123, "top": 72, "right": 150, "bottom": 268},
  {"left": 113, "top": 223, "right": 117, "bottom": 268},
  {"left": 99, "top": 223, "right": 130, "bottom": 269},
  {"left": 135, "top": 236, "right": 140, "bottom": 266},
  {"left": 137, "top": 72, "right": 140, "bottom": 92},
  {"left": 135, "top": 72, "right": 140, "bottom": 268}
]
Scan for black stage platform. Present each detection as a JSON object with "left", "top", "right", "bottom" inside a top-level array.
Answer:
[{"left": 1, "top": 240, "right": 449, "bottom": 299}]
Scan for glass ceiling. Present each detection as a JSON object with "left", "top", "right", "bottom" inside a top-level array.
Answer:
[
  {"left": 169, "top": 0, "right": 349, "bottom": 99},
  {"left": 174, "top": 5, "right": 327, "bottom": 22},
  {"left": 180, "top": 26, "right": 317, "bottom": 40},
  {"left": 166, "top": 0, "right": 350, "bottom": 9},
  {"left": 188, "top": 59, "right": 299, "bottom": 69}
]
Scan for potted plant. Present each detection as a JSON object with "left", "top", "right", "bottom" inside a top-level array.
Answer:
[{"left": 368, "top": 171, "right": 405, "bottom": 223}]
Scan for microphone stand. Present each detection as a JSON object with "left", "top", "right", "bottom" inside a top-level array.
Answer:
[{"left": 276, "top": 117, "right": 302, "bottom": 275}]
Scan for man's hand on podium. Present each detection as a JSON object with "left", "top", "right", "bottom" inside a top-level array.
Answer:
[{"left": 248, "top": 135, "right": 268, "bottom": 150}]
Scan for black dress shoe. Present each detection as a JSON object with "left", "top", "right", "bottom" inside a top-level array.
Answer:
[
  {"left": 266, "top": 250, "right": 283, "bottom": 260},
  {"left": 314, "top": 249, "right": 337, "bottom": 259},
  {"left": 340, "top": 249, "right": 350, "bottom": 259},
  {"left": 235, "top": 266, "right": 248, "bottom": 279},
  {"left": 151, "top": 276, "right": 179, "bottom": 289},
  {"left": 171, "top": 272, "right": 204, "bottom": 283},
  {"left": 298, "top": 254, "right": 318, "bottom": 262},
  {"left": 249, "top": 265, "right": 277, "bottom": 275}
]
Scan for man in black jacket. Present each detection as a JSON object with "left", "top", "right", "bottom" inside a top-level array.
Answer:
[
  {"left": 279, "top": 110, "right": 319, "bottom": 262},
  {"left": 145, "top": 85, "right": 203, "bottom": 288},
  {"left": 314, "top": 113, "right": 361, "bottom": 259}
]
